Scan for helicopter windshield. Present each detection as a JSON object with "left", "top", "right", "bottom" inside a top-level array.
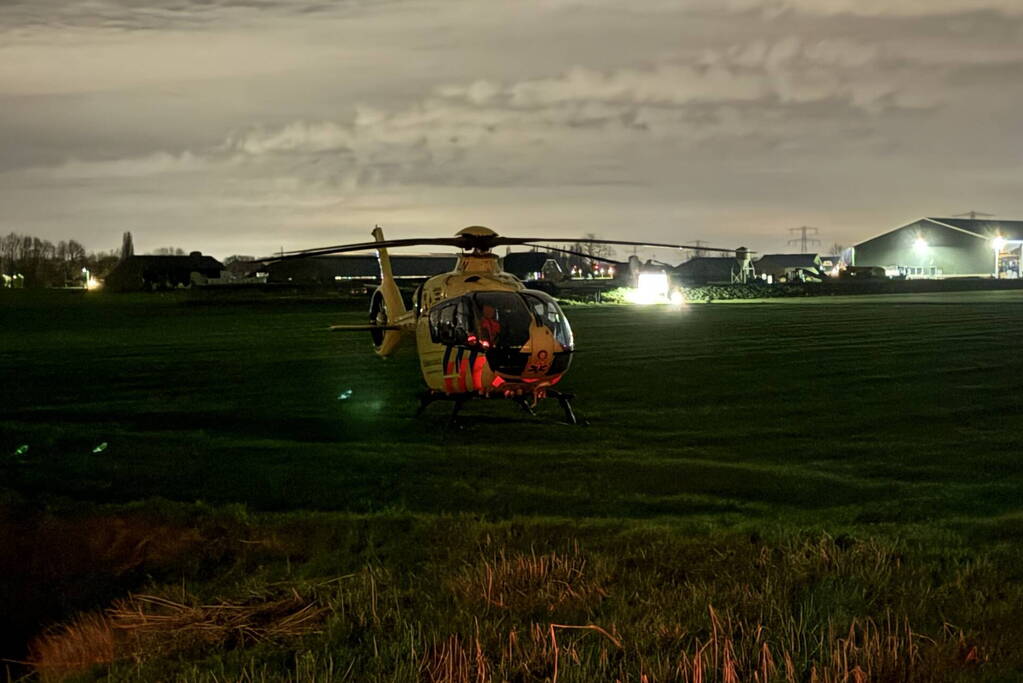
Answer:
[
  {"left": 429, "top": 290, "right": 574, "bottom": 353},
  {"left": 470, "top": 292, "right": 532, "bottom": 348},
  {"left": 522, "top": 290, "right": 574, "bottom": 349}
]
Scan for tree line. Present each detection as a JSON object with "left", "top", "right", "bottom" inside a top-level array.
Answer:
[{"left": 0, "top": 233, "right": 120, "bottom": 288}]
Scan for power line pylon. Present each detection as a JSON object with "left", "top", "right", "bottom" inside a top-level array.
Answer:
[
  {"left": 787, "top": 226, "right": 821, "bottom": 253},
  {"left": 953, "top": 210, "right": 995, "bottom": 220}
]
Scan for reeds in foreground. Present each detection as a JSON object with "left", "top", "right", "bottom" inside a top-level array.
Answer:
[{"left": 30, "top": 590, "right": 326, "bottom": 681}]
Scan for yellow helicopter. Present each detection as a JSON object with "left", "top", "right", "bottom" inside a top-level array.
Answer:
[{"left": 272, "top": 226, "right": 739, "bottom": 424}]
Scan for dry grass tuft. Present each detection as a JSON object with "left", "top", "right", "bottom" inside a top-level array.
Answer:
[
  {"left": 419, "top": 634, "right": 489, "bottom": 683},
  {"left": 109, "top": 590, "right": 326, "bottom": 650},
  {"left": 420, "top": 622, "right": 621, "bottom": 683},
  {"left": 665, "top": 607, "right": 963, "bottom": 683},
  {"left": 451, "top": 547, "right": 607, "bottom": 614},
  {"left": 29, "top": 589, "right": 326, "bottom": 681},
  {"left": 29, "top": 613, "right": 117, "bottom": 683}
]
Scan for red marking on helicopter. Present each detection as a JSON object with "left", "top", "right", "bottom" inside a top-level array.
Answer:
[{"left": 472, "top": 355, "right": 485, "bottom": 391}]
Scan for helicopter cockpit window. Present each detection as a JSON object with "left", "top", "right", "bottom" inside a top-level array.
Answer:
[
  {"left": 428, "top": 298, "right": 472, "bottom": 346},
  {"left": 522, "top": 290, "right": 574, "bottom": 349},
  {"left": 471, "top": 292, "right": 531, "bottom": 348}
]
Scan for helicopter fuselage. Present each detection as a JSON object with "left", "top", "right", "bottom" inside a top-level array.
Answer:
[{"left": 403, "top": 252, "right": 574, "bottom": 398}]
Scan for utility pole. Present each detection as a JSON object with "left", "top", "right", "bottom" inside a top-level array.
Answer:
[
  {"left": 787, "top": 226, "right": 821, "bottom": 253},
  {"left": 690, "top": 240, "right": 708, "bottom": 259}
]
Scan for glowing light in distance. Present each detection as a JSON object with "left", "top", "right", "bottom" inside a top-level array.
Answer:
[
  {"left": 625, "top": 272, "right": 670, "bottom": 304},
  {"left": 669, "top": 290, "right": 685, "bottom": 306},
  {"left": 992, "top": 236, "right": 1007, "bottom": 252},
  {"left": 85, "top": 277, "right": 101, "bottom": 290},
  {"left": 913, "top": 237, "right": 928, "bottom": 253}
]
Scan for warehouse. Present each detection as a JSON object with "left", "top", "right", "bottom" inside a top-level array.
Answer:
[
  {"left": 266, "top": 254, "right": 456, "bottom": 285},
  {"left": 853, "top": 217, "right": 1023, "bottom": 278}
]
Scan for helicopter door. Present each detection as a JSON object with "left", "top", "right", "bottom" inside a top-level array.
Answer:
[{"left": 428, "top": 297, "right": 473, "bottom": 347}]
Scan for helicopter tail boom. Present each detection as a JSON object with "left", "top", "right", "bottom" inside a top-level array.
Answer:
[
  {"left": 373, "top": 226, "right": 407, "bottom": 322},
  {"left": 369, "top": 226, "right": 409, "bottom": 356},
  {"left": 329, "top": 323, "right": 404, "bottom": 332}
]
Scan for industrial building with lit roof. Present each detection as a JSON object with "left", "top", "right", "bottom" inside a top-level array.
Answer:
[{"left": 852, "top": 217, "right": 1023, "bottom": 279}]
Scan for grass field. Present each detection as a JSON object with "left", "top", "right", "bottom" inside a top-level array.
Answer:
[{"left": 3, "top": 289, "right": 1023, "bottom": 681}]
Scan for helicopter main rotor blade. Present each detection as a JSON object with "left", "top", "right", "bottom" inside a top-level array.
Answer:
[
  {"left": 266, "top": 237, "right": 466, "bottom": 262},
  {"left": 262, "top": 232, "right": 748, "bottom": 262},
  {"left": 498, "top": 237, "right": 746, "bottom": 254},
  {"left": 531, "top": 244, "right": 626, "bottom": 266}
]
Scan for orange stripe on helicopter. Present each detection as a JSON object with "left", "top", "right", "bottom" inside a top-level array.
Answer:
[{"left": 472, "top": 355, "right": 485, "bottom": 391}]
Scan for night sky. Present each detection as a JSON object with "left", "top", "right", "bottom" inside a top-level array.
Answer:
[{"left": 2, "top": 0, "right": 1022, "bottom": 258}]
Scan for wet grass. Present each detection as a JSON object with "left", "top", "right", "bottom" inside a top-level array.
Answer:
[{"left": 3, "top": 289, "right": 1023, "bottom": 680}]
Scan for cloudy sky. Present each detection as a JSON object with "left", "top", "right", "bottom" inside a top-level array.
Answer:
[{"left": 2, "top": 0, "right": 1022, "bottom": 258}]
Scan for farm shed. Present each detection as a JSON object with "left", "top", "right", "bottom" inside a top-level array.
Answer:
[
  {"left": 675, "top": 257, "right": 733, "bottom": 285},
  {"left": 853, "top": 217, "right": 1023, "bottom": 279},
  {"left": 502, "top": 251, "right": 565, "bottom": 281},
  {"left": 104, "top": 252, "right": 224, "bottom": 291}
]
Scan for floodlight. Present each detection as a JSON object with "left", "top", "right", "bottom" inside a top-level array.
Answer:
[
  {"left": 625, "top": 272, "right": 670, "bottom": 304},
  {"left": 992, "top": 236, "right": 1007, "bottom": 252},
  {"left": 913, "top": 237, "right": 928, "bottom": 253}
]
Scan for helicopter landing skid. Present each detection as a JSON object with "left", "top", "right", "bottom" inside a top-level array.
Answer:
[{"left": 416, "top": 389, "right": 579, "bottom": 426}]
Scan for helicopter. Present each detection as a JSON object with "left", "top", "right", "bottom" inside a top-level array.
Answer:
[{"left": 270, "top": 226, "right": 741, "bottom": 424}]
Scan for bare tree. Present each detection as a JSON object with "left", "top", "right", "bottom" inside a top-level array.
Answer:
[
  {"left": 570, "top": 233, "right": 617, "bottom": 275},
  {"left": 121, "top": 231, "right": 134, "bottom": 260}
]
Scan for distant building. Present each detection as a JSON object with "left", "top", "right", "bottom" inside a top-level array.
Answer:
[
  {"left": 674, "top": 257, "right": 736, "bottom": 285},
  {"left": 853, "top": 217, "right": 1023, "bottom": 278},
  {"left": 502, "top": 251, "right": 565, "bottom": 281},
  {"left": 266, "top": 254, "right": 456, "bottom": 285},
  {"left": 755, "top": 254, "right": 824, "bottom": 282},
  {"left": 674, "top": 251, "right": 754, "bottom": 285},
  {"left": 819, "top": 255, "right": 844, "bottom": 277},
  {"left": 104, "top": 252, "right": 224, "bottom": 291}
]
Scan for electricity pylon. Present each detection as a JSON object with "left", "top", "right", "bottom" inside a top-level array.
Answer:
[{"left": 787, "top": 226, "right": 821, "bottom": 253}]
